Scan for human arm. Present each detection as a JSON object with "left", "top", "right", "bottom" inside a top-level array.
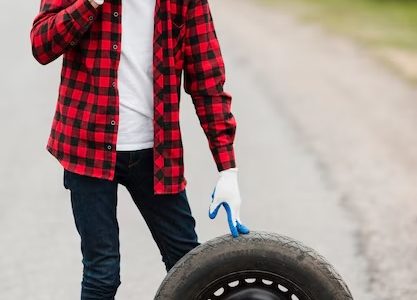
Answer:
[
  {"left": 29, "top": 0, "right": 100, "bottom": 65},
  {"left": 183, "top": 0, "right": 249, "bottom": 237},
  {"left": 183, "top": 0, "right": 236, "bottom": 172}
]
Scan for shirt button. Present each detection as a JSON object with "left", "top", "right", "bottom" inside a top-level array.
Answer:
[
  {"left": 70, "top": 41, "right": 76, "bottom": 46},
  {"left": 112, "top": 81, "right": 116, "bottom": 88},
  {"left": 113, "top": 44, "right": 118, "bottom": 50},
  {"left": 88, "top": 15, "right": 94, "bottom": 21},
  {"left": 107, "top": 145, "right": 112, "bottom": 150},
  {"left": 113, "top": 12, "right": 119, "bottom": 17},
  {"left": 110, "top": 120, "right": 116, "bottom": 125}
]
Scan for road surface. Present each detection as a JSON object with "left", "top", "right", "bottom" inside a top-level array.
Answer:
[{"left": 1, "top": 0, "right": 417, "bottom": 298}]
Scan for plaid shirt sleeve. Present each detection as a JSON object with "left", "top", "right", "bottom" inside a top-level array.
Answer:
[
  {"left": 30, "top": 0, "right": 98, "bottom": 65},
  {"left": 183, "top": 0, "right": 237, "bottom": 172}
]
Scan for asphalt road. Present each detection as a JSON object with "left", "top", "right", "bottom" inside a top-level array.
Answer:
[{"left": 1, "top": 0, "right": 417, "bottom": 299}]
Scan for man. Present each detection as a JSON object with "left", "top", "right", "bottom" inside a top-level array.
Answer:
[{"left": 30, "top": 0, "right": 249, "bottom": 298}]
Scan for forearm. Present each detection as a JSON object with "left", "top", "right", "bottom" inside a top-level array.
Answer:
[
  {"left": 184, "top": 0, "right": 237, "bottom": 171},
  {"left": 192, "top": 94, "right": 237, "bottom": 171},
  {"left": 30, "top": 0, "right": 98, "bottom": 65}
]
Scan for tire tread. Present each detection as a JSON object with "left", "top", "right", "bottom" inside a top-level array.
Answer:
[{"left": 155, "top": 231, "right": 353, "bottom": 300}]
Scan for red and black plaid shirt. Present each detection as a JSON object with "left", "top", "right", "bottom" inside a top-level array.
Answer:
[{"left": 30, "top": 0, "right": 237, "bottom": 194}]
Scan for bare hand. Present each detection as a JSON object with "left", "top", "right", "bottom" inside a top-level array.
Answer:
[{"left": 88, "top": 0, "right": 100, "bottom": 9}]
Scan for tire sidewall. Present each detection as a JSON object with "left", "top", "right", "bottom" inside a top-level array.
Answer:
[{"left": 155, "top": 232, "right": 352, "bottom": 300}]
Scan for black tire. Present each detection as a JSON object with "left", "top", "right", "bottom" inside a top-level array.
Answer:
[{"left": 155, "top": 231, "right": 353, "bottom": 300}]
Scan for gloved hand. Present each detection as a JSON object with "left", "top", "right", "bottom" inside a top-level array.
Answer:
[{"left": 209, "top": 167, "right": 250, "bottom": 238}]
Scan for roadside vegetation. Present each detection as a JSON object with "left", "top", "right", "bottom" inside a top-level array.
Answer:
[{"left": 258, "top": 0, "right": 417, "bottom": 83}]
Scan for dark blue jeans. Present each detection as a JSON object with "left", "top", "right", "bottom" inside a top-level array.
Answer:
[{"left": 63, "top": 147, "right": 200, "bottom": 300}]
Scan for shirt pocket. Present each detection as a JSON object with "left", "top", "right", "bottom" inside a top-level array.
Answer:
[{"left": 172, "top": 21, "right": 186, "bottom": 70}]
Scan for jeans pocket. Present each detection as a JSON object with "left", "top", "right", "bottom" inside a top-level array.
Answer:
[
  {"left": 63, "top": 169, "right": 71, "bottom": 190},
  {"left": 128, "top": 152, "right": 143, "bottom": 168},
  {"left": 128, "top": 148, "right": 153, "bottom": 168}
]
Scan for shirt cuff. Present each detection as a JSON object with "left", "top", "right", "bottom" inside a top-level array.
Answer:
[
  {"left": 65, "top": 0, "right": 99, "bottom": 30},
  {"left": 212, "top": 144, "right": 237, "bottom": 172}
]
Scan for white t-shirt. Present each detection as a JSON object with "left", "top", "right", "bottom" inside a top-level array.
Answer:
[{"left": 115, "top": 0, "right": 156, "bottom": 150}]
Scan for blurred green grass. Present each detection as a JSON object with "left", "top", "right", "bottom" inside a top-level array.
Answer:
[
  {"left": 258, "top": 0, "right": 417, "bottom": 50},
  {"left": 258, "top": 0, "right": 417, "bottom": 81}
]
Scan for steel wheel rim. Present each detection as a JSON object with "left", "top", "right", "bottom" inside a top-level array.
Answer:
[{"left": 197, "top": 270, "right": 312, "bottom": 300}]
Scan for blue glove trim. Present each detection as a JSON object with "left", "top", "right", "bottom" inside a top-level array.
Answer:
[
  {"left": 223, "top": 202, "right": 240, "bottom": 238},
  {"left": 208, "top": 201, "right": 239, "bottom": 238},
  {"left": 236, "top": 220, "right": 250, "bottom": 234},
  {"left": 209, "top": 187, "right": 250, "bottom": 238},
  {"left": 208, "top": 201, "right": 221, "bottom": 219}
]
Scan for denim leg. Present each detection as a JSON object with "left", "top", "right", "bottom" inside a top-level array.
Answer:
[
  {"left": 124, "top": 149, "right": 201, "bottom": 271},
  {"left": 64, "top": 170, "right": 121, "bottom": 300}
]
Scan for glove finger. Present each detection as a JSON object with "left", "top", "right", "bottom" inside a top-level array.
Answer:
[
  {"left": 235, "top": 207, "right": 249, "bottom": 234},
  {"left": 211, "top": 186, "right": 216, "bottom": 200},
  {"left": 236, "top": 220, "right": 250, "bottom": 234},
  {"left": 222, "top": 202, "right": 239, "bottom": 238},
  {"left": 209, "top": 187, "right": 220, "bottom": 217},
  {"left": 208, "top": 200, "right": 222, "bottom": 219}
]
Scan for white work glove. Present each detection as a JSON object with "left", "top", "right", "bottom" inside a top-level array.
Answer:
[{"left": 209, "top": 167, "right": 250, "bottom": 238}]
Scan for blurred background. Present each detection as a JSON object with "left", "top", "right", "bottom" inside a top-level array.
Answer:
[{"left": 2, "top": 0, "right": 417, "bottom": 298}]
